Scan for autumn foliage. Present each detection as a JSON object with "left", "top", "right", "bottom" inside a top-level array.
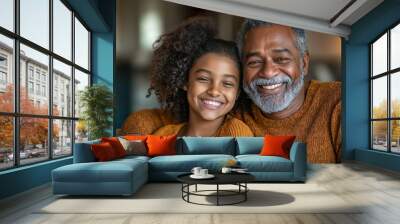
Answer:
[
  {"left": 0, "top": 85, "right": 59, "bottom": 150},
  {"left": 372, "top": 99, "right": 400, "bottom": 142}
]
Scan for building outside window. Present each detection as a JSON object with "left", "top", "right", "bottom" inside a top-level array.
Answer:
[
  {"left": 0, "top": 54, "right": 7, "bottom": 67},
  {"left": 28, "top": 67, "right": 34, "bottom": 80},
  {"left": 0, "top": 54, "right": 7, "bottom": 89},
  {"left": 28, "top": 81, "right": 34, "bottom": 94},
  {"left": 41, "top": 85, "right": 46, "bottom": 97},
  {"left": 54, "top": 89, "right": 58, "bottom": 102},
  {"left": 35, "top": 83, "right": 40, "bottom": 95},
  {"left": 0, "top": 71, "right": 6, "bottom": 84},
  {"left": 35, "top": 70, "right": 40, "bottom": 81},
  {"left": 370, "top": 22, "right": 400, "bottom": 154},
  {"left": 41, "top": 73, "right": 46, "bottom": 83},
  {"left": 0, "top": 0, "right": 91, "bottom": 170}
]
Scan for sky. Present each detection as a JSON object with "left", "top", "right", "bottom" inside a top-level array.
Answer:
[
  {"left": 371, "top": 29, "right": 400, "bottom": 109},
  {"left": 0, "top": 0, "right": 89, "bottom": 75}
]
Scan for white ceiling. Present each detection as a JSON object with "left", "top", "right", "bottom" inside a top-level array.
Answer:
[
  {"left": 227, "top": 0, "right": 352, "bottom": 22},
  {"left": 162, "top": 0, "right": 384, "bottom": 38}
]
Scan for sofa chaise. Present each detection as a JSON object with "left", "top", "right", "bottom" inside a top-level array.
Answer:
[{"left": 52, "top": 137, "right": 307, "bottom": 196}]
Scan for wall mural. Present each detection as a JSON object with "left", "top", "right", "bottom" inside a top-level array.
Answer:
[{"left": 116, "top": 0, "right": 342, "bottom": 163}]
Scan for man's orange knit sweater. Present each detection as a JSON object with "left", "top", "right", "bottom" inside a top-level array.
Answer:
[
  {"left": 121, "top": 80, "right": 341, "bottom": 163},
  {"left": 236, "top": 80, "right": 341, "bottom": 163}
]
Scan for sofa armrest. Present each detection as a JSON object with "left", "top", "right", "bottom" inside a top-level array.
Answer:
[
  {"left": 289, "top": 142, "right": 307, "bottom": 181},
  {"left": 73, "top": 140, "right": 100, "bottom": 163}
]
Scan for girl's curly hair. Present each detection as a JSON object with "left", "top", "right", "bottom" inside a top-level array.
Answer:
[{"left": 147, "top": 17, "right": 242, "bottom": 122}]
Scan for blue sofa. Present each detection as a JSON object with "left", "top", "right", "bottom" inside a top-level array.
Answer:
[{"left": 52, "top": 137, "right": 307, "bottom": 196}]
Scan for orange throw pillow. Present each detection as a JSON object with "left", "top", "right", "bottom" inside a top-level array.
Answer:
[
  {"left": 260, "top": 135, "right": 296, "bottom": 159},
  {"left": 123, "top": 135, "right": 147, "bottom": 141},
  {"left": 146, "top": 135, "right": 177, "bottom": 157},
  {"left": 101, "top": 137, "right": 127, "bottom": 158},
  {"left": 91, "top": 142, "right": 117, "bottom": 161}
]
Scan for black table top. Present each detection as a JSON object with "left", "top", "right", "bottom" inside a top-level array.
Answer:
[{"left": 177, "top": 172, "right": 255, "bottom": 185}]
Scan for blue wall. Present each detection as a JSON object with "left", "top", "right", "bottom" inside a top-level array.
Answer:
[
  {"left": 91, "top": 0, "right": 116, "bottom": 135},
  {"left": 344, "top": 0, "right": 400, "bottom": 170},
  {"left": 0, "top": 0, "right": 116, "bottom": 200},
  {"left": 0, "top": 158, "right": 72, "bottom": 199}
]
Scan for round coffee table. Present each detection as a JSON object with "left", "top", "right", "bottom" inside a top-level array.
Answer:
[{"left": 177, "top": 172, "right": 255, "bottom": 206}]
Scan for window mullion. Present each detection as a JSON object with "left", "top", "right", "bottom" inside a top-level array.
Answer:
[
  {"left": 48, "top": 0, "right": 54, "bottom": 160},
  {"left": 71, "top": 10, "right": 76, "bottom": 155},
  {"left": 388, "top": 29, "right": 391, "bottom": 152},
  {"left": 370, "top": 45, "right": 373, "bottom": 149},
  {"left": 13, "top": 0, "right": 20, "bottom": 167}
]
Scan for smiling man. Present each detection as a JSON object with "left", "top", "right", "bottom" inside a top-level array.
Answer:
[{"left": 236, "top": 19, "right": 341, "bottom": 163}]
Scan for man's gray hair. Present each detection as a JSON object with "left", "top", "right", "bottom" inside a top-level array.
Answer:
[{"left": 236, "top": 19, "right": 308, "bottom": 60}]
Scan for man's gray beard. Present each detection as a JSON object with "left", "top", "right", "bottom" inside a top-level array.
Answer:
[{"left": 243, "top": 73, "right": 305, "bottom": 114}]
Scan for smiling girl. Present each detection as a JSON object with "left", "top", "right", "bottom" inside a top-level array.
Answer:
[{"left": 147, "top": 17, "right": 253, "bottom": 137}]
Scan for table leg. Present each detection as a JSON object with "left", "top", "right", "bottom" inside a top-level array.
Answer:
[
  {"left": 195, "top": 184, "right": 197, "bottom": 192},
  {"left": 245, "top": 183, "right": 247, "bottom": 201},
  {"left": 181, "top": 184, "right": 183, "bottom": 199},
  {"left": 187, "top": 184, "right": 190, "bottom": 202},
  {"left": 217, "top": 184, "right": 219, "bottom": 206}
]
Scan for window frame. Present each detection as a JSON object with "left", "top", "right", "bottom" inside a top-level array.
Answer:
[
  {"left": 0, "top": 0, "right": 92, "bottom": 171},
  {"left": 370, "top": 19, "right": 400, "bottom": 154}
]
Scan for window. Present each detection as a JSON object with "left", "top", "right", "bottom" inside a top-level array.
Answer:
[
  {"left": 35, "top": 83, "right": 40, "bottom": 95},
  {"left": 53, "top": 59, "right": 72, "bottom": 117},
  {"left": 28, "top": 67, "right": 34, "bottom": 80},
  {"left": 42, "top": 85, "right": 46, "bottom": 97},
  {"left": 371, "top": 22, "right": 400, "bottom": 154},
  {"left": 0, "top": 71, "right": 6, "bottom": 85},
  {"left": 0, "top": 54, "right": 7, "bottom": 87},
  {"left": 35, "top": 70, "right": 40, "bottom": 81},
  {"left": 0, "top": 55, "right": 7, "bottom": 67},
  {"left": 28, "top": 81, "right": 34, "bottom": 94},
  {"left": 75, "top": 17, "right": 90, "bottom": 70},
  {"left": 20, "top": 0, "right": 49, "bottom": 49},
  {"left": 0, "top": 35, "right": 13, "bottom": 113},
  {"left": 0, "top": 0, "right": 91, "bottom": 170},
  {"left": 53, "top": 0, "right": 72, "bottom": 60},
  {"left": 0, "top": 0, "right": 13, "bottom": 32}
]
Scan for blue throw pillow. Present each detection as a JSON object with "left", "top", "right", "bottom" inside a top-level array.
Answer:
[{"left": 235, "top": 137, "right": 264, "bottom": 155}]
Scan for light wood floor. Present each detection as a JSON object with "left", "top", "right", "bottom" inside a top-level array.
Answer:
[{"left": 1, "top": 162, "right": 400, "bottom": 224}]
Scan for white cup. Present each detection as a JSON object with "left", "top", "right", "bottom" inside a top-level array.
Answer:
[
  {"left": 191, "top": 167, "right": 202, "bottom": 176},
  {"left": 200, "top": 169, "right": 208, "bottom": 176},
  {"left": 221, "top": 167, "right": 232, "bottom": 174}
]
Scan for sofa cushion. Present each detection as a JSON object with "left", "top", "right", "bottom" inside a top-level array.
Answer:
[
  {"left": 123, "top": 135, "right": 147, "bottom": 141},
  {"left": 148, "top": 154, "right": 235, "bottom": 172},
  {"left": 91, "top": 142, "right": 118, "bottom": 161},
  {"left": 236, "top": 155, "right": 293, "bottom": 172},
  {"left": 260, "top": 135, "right": 296, "bottom": 159},
  {"left": 52, "top": 158, "right": 147, "bottom": 183},
  {"left": 180, "top": 137, "right": 235, "bottom": 155},
  {"left": 235, "top": 137, "right": 264, "bottom": 155},
  {"left": 118, "top": 138, "right": 147, "bottom": 156},
  {"left": 115, "top": 155, "right": 150, "bottom": 163},
  {"left": 101, "top": 137, "right": 127, "bottom": 158},
  {"left": 147, "top": 135, "right": 177, "bottom": 157}
]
